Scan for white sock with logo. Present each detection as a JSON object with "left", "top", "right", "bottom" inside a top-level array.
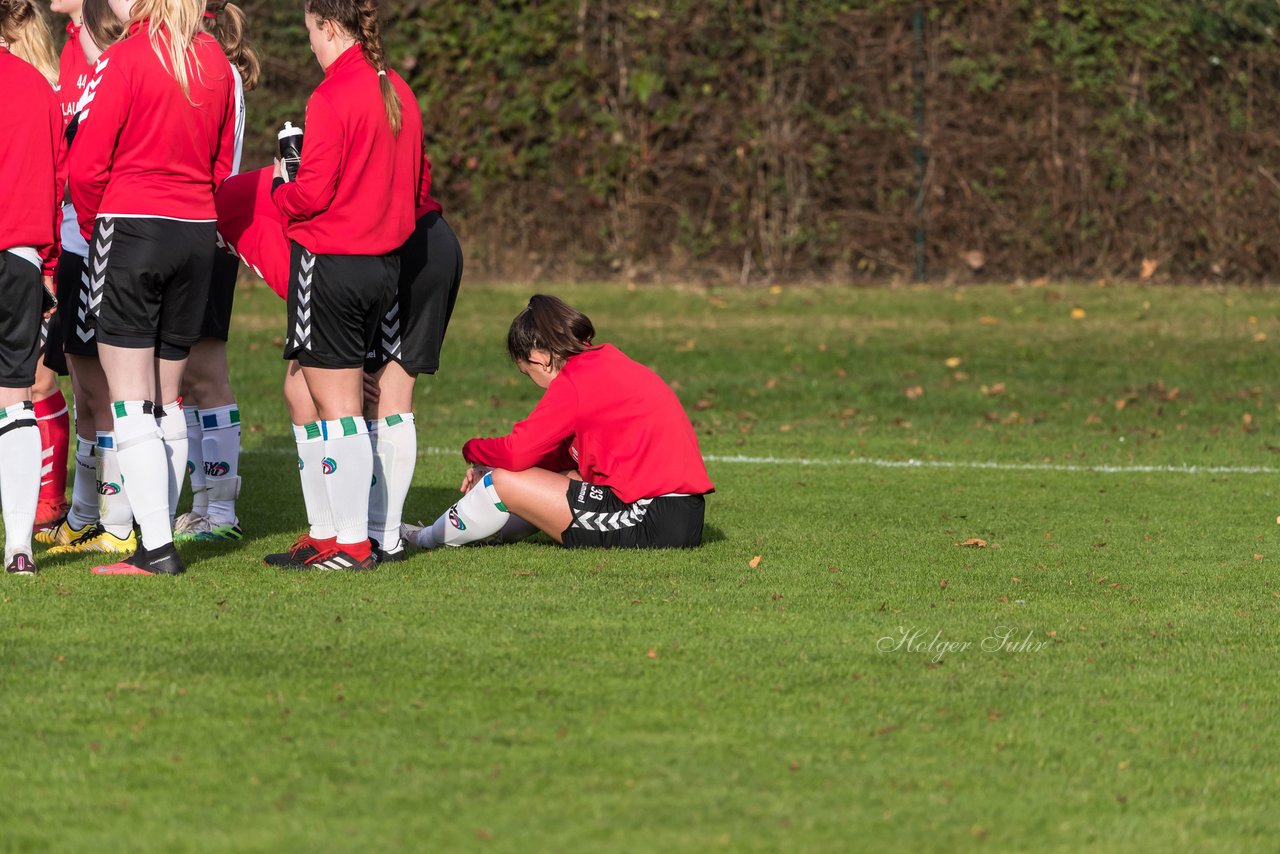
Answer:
[
  {"left": 185, "top": 406, "right": 207, "bottom": 515},
  {"left": 96, "top": 431, "right": 134, "bottom": 539},
  {"left": 200, "top": 404, "right": 241, "bottom": 526},
  {"left": 158, "top": 400, "right": 188, "bottom": 523},
  {"left": 294, "top": 422, "right": 335, "bottom": 540},
  {"left": 111, "top": 400, "right": 171, "bottom": 549},
  {"left": 416, "top": 471, "right": 510, "bottom": 548},
  {"left": 321, "top": 417, "right": 372, "bottom": 548},
  {"left": 0, "top": 401, "right": 40, "bottom": 561},
  {"left": 368, "top": 413, "right": 415, "bottom": 552},
  {"left": 67, "top": 435, "right": 99, "bottom": 529}
]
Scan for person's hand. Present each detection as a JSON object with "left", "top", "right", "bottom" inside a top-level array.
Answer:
[
  {"left": 40, "top": 275, "right": 58, "bottom": 319},
  {"left": 362, "top": 372, "right": 380, "bottom": 408},
  {"left": 460, "top": 465, "right": 487, "bottom": 493},
  {"left": 273, "top": 157, "right": 284, "bottom": 181}
]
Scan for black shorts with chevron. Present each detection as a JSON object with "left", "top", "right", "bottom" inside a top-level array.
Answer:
[
  {"left": 57, "top": 252, "right": 96, "bottom": 357},
  {"left": 364, "top": 211, "right": 463, "bottom": 376},
  {"left": 0, "top": 252, "right": 45, "bottom": 388},
  {"left": 560, "top": 480, "right": 706, "bottom": 549},
  {"left": 284, "top": 242, "right": 398, "bottom": 369},
  {"left": 90, "top": 216, "right": 217, "bottom": 351}
]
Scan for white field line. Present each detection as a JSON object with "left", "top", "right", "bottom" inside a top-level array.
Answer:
[{"left": 241, "top": 447, "right": 1277, "bottom": 476}]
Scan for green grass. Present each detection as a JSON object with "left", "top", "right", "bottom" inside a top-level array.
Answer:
[{"left": 4, "top": 281, "right": 1280, "bottom": 851}]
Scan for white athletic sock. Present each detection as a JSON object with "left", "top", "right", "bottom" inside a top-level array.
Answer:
[
  {"left": 200, "top": 403, "right": 241, "bottom": 525},
  {"left": 67, "top": 436, "right": 99, "bottom": 529},
  {"left": 185, "top": 406, "right": 207, "bottom": 515},
  {"left": 112, "top": 400, "right": 171, "bottom": 549},
  {"left": 418, "top": 471, "right": 510, "bottom": 548},
  {"left": 0, "top": 402, "right": 41, "bottom": 561},
  {"left": 96, "top": 431, "right": 134, "bottom": 538},
  {"left": 368, "top": 413, "right": 415, "bottom": 552},
  {"left": 157, "top": 400, "right": 187, "bottom": 523},
  {"left": 322, "top": 417, "right": 372, "bottom": 547},
  {"left": 294, "top": 422, "right": 335, "bottom": 540}
]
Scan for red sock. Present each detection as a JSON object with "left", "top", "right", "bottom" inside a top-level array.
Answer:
[
  {"left": 340, "top": 539, "right": 371, "bottom": 560},
  {"left": 34, "top": 391, "right": 70, "bottom": 503},
  {"left": 311, "top": 536, "right": 337, "bottom": 551}
]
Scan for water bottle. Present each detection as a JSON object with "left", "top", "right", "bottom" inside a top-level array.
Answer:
[{"left": 278, "top": 121, "right": 303, "bottom": 182}]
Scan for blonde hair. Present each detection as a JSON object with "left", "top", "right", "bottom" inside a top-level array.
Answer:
[
  {"left": 0, "top": 0, "right": 59, "bottom": 85},
  {"left": 128, "top": 0, "right": 206, "bottom": 101}
]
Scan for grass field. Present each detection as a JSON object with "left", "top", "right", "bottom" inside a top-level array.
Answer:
[{"left": 4, "top": 280, "right": 1280, "bottom": 851}]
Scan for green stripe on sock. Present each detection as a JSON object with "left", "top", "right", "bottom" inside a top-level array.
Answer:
[
  {"left": 114, "top": 401, "right": 127, "bottom": 418},
  {"left": 305, "top": 422, "right": 322, "bottom": 441},
  {"left": 386, "top": 414, "right": 404, "bottom": 427},
  {"left": 230, "top": 409, "right": 241, "bottom": 425},
  {"left": 340, "top": 416, "right": 359, "bottom": 437},
  {"left": 495, "top": 501, "right": 508, "bottom": 513}
]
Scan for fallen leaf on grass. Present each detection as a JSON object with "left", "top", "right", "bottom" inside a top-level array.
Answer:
[
  {"left": 904, "top": 385, "right": 924, "bottom": 400},
  {"left": 646, "top": 648, "right": 658, "bottom": 659},
  {"left": 945, "top": 356, "right": 963, "bottom": 368},
  {"left": 1253, "top": 554, "right": 1264, "bottom": 561},
  {"left": 978, "top": 315, "right": 999, "bottom": 326},
  {"left": 980, "top": 383, "right": 1006, "bottom": 397},
  {"left": 939, "top": 579, "right": 949, "bottom": 589},
  {"left": 749, "top": 555, "right": 762, "bottom": 569},
  {"left": 1071, "top": 307, "right": 1087, "bottom": 319},
  {"left": 956, "top": 538, "right": 988, "bottom": 548},
  {"left": 1140, "top": 258, "right": 1159, "bottom": 280},
  {"left": 514, "top": 570, "right": 536, "bottom": 577}
]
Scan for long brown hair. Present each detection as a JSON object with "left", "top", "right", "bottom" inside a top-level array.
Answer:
[
  {"left": 304, "top": 0, "right": 400, "bottom": 135},
  {"left": 506, "top": 295, "right": 597, "bottom": 368},
  {"left": 202, "top": 0, "right": 258, "bottom": 91},
  {"left": 0, "top": 0, "right": 58, "bottom": 84},
  {"left": 81, "top": 0, "right": 123, "bottom": 53}
]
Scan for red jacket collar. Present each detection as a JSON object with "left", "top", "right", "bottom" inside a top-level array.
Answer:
[{"left": 325, "top": 43, "right": 367, "bottom": 78}]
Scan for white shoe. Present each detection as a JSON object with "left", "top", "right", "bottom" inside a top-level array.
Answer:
[{"left": 174, "top": 511, "right": 206, "bottom": 534}]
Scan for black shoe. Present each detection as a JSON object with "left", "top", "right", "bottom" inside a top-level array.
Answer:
[
  {"left": 303, "top": 547, "right": 377, "bottom": 572},
  {"left": 370, "top": 539, "right": 407, "bottom": 563},
  {"left": 92, "top": 542, "right": 185, "bottom": 576},
  {"left": 264, "top": 533, "right": 324, "bottom": 568},
  {"left": 6, "top": 553, "right": 37, "bottom": 576}
]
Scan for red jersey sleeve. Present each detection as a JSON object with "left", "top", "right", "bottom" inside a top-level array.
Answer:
[
  {"left": 69, "top": 55, "right": 128, "bottom": 243},
  {"left": 43, "top": 115, "right": 67, "bottom": 278},
  {"left": 271, "top": 91, "right": 342, "bottom": 223},
  {"left": 417, "top": 148, "right": 433, "bottom": 209},
  {"left": 212, "top": 71, "right": 236, "bottom": 188},
  {"left": 463, "top": 376, "right": 580, "bottom": 471}
]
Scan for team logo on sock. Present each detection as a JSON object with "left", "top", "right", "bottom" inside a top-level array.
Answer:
[
  {"left": 448, "top": 507, "right": 466, "bottom": 531},
  {"left": 186, "top": 461, "right": 195, "bottom": 475},
  {"left": 297, "top": 457, "right": 304, "bottom": 471},
  {"left": 97, "top": 480, "right": 121, "bottom": 496},
  {"left": 322, "top": 457, "right": 337, "bottom": 475},
  {"left": 205, "top": 461, "right": 230, "bottom": 477}
]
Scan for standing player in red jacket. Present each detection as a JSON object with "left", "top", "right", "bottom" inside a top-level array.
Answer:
[
  {"left": 403, "top": 295, "right": 714, "bottom": 551},
  {"left": 226, "top": 0, "right": 420, "bottom": 571},
  {"left": 0, "top": 0, "right": 64, "bottom": 575},
  {"left": 36, "top": 0, "right": 139, "bottom": 557},
  {"left": 171, "top": 0, "right": 259, "bottom": 545},
  {"left": 68, "top": 0, "right": 236, "bottom": 576}
]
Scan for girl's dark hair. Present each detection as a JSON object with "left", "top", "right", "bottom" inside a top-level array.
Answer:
[
  {"left": 204, "top": 1, "right": 260, "bottom": 91},
  {"left": 81, "top": 0, "right": 124, "bottom": 52},
  {"left": 304, "top": 0, "right": 400, "bottom": 134},
  {"left": 507, "top": 295, "right": 596, "bottom": 367}
]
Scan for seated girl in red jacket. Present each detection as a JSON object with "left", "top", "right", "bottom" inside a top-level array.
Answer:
[{"left": 403, "top": 295, "right": 714, "bottom": 550}]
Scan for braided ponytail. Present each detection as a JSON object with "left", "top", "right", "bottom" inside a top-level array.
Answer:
[
  {"left": 304, "top": 0, "right": 400, "bottom": 135},
  {"left": 203, "top": 1, "right": 260, "bottom": 91},
  {"left": 355, "top": 0, "right": 399, "bottom": 135}
]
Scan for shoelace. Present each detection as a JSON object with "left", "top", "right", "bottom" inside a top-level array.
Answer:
[{"left": 303, "top": 548, "right": 342, "bottom": 566}]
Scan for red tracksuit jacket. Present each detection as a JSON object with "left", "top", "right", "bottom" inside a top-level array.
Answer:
[
  {"left": 272, "top": 46, "right": 421, "bottom": 255},
  {"left": 57, "top": 22, "right": 92, "bottom": 126},
  {"left": 463, "top": 344, "right": 715, "bottom": 503},
  {"left": 70, "top": 21, "right": 236, "bottom": 242},
  {"left": 0, "top": 47, "right": 63, "bottom": 274}
]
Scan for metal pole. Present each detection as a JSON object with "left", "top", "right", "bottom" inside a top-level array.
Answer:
[{"left": 913, "top": 5, "right": 927, "bottom": 282}]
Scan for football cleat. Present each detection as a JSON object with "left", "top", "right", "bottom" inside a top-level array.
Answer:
[
  {"left": 48, "top": 524, "right": 137, "bottom": 555},
  {"left": 174, "top": 516, "right": 244, "bottom": 543},
  {"left": 302, "top": 547, "right": 377, "bottom": 572},
  {"left": 37, "top": 517, "right": 96, "bottom": 547},
  {"left": 370, "top": 538, "right": 407, "bottom": 563},
  {"left": 5, "top": 553, "right": 37, "bottom": 576},
  {"left": 34, "top": 498, "right": 68, "bottom": 532},
  {"left": 264, "top": 533, "right": 330, "bottom": 568},
  {"left": 92, "top": 542, "right": 185, "bottom": 576}
]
